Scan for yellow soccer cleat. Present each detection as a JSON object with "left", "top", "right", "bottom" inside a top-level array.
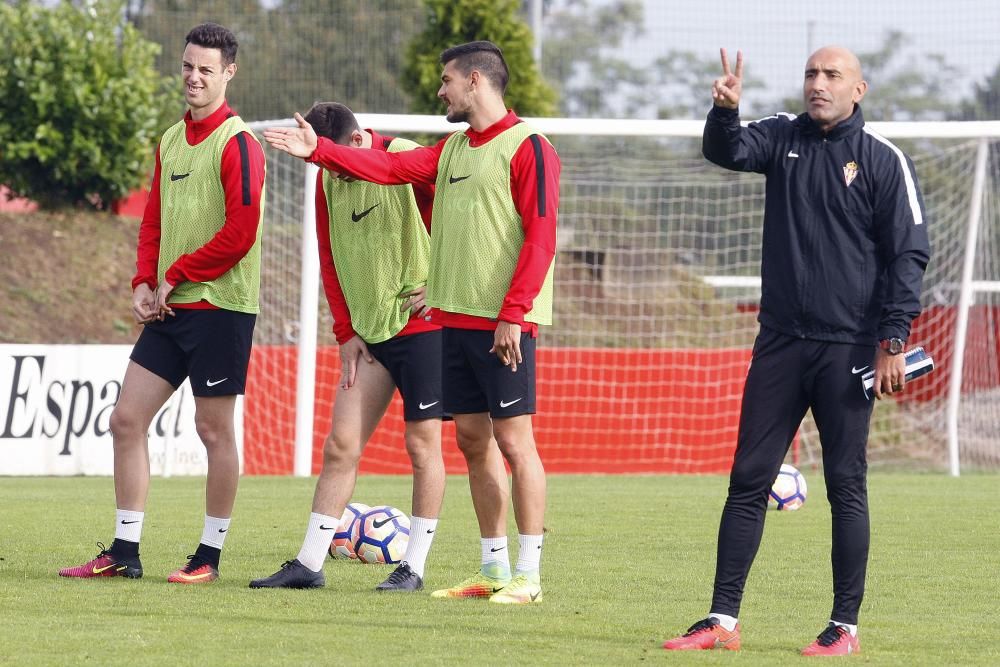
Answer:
[
  {"left": 431, "top": 564, "right": 511, "bottom": 599},
  {"left": 489, "top": 571, "right": 543, "bottom": 604}
]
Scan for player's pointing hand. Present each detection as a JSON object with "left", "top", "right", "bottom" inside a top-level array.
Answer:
[
  {"left": 263, "top": 112, "right": 318, "bottom": 158},
  {"left": 712, "top": 48, "right": 743, "bottom": 109}
]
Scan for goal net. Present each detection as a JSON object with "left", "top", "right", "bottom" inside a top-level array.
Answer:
[{"left": 243, "top": 116, "right": 1000, "bottom": 475}]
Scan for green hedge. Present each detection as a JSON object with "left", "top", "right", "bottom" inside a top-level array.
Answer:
[{"left": 0, "top": 0, "right": 177, "bottom": 210}]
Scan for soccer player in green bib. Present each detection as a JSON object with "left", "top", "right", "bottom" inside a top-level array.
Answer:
[
  {"left": 59, "top": 23, "right": 266, "bottom": 584},
  {"left": 249, "top": 103, "right": 448, "bottom": 592},
  {"left": 266, "top": 41, "right": 560, "bottom": 604}
]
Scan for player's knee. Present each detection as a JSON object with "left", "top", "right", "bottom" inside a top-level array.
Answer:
[
  {"left": 193, "top": 416, "right": 233, "bottom": 450},
  {"left": 405, "top": 435, "right": 441, "bottom": 468},
  {"left": 109, "top": 405, "right": 146, "bottom": 442},
  {"left": 323, "top": 432, "right": 361, "bottom": 468}
]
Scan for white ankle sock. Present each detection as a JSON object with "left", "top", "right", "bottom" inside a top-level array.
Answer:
[
  {"left": 115, "top": 509, "right": 144, "bottom": 543},
  {"left": 830, "top": 620, "right": 858, "bottom": 636},
  {"left": 297, "top": 512, "right": 339, "bottom": 572},
  {"left": 514, "top": 533, "right": 543, "bottom": 574},
  {"left": 402, "top": 516, "right": 438, "bottom": 577},
  {"left": 709, "top": 613, "right": 738, "bottom": 632},
  {"left": 481, "top": 536, "right": 510, "bottom": 570},
  {"left": 200, "top": 515, "right": 231, "bottom": 550}
]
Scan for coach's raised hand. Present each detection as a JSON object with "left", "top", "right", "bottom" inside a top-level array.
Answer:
[
  {"left": 712, "top": 48, "right": 743, "bottom": 109},
  {"left": 263, "top": 112, "right": 318, "bottom": 158}
]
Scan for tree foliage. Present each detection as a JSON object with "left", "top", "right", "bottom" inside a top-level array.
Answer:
[
  {"left": 540, "top": 0, "right": 647, "bottom": 117},
  {"left": 772, "top": 31, "right": 962, "bottom": 121},
  {"left": 956, "top": 61, "right": 1000, "bottom": 120},
  {"left": 0, "top": 0, "right": 176, "bottom": 209},
  {"left": 402, "top": 0, "right": 557, "bottom": 117},
  {"left": 130, "top": 0, "right": 426, "bottom": 121}
]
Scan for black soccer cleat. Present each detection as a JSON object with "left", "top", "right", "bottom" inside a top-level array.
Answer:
[
  {"left": 375, "top": 561, "right": 424, "bottom": 592},
  {"left": 249, "top": 559, "right": 325, "bottom": 589}
]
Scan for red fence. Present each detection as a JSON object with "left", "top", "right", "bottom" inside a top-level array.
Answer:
[{"left": 239, "top": 308, "right": 1000, "bottom": 476}]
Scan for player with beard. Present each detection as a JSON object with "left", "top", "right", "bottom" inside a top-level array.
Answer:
[{"left": 264, "top": 41, "right": 560, "bottom": 604}]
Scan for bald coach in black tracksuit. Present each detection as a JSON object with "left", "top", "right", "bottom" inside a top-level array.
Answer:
[{"left": 692, "top": 48, "right": 931, "bottom": 647}]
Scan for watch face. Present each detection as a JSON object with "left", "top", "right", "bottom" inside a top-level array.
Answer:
[{"left": 890, "top": 338, "right": 904, "bottom": 354}]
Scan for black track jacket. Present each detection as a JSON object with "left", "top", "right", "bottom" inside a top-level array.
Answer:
[{"left": 703, "top": 104, "right": 930, "bottom": 345}]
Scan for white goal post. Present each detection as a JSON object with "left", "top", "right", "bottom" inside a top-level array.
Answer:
[{"left": 247, "top": 115, "right": 1000, "bottom": 478}]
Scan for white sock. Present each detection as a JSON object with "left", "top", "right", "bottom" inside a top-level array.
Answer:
[
  {"left": 515, "top": 533, "right": 543, "bottom": 574},
  {"left": 830, "top": 620, "right": 858, "bottom": 637},
  {"left": 481, "top": 536, "right": 510, "bottom": 570},
  {"left": 709, "top": 613, "right": 739, "bottom": 632},
  {"left": 199, "top": 515, "right": 231, "bottom": 550},
  {"left": 297, "top": 512, "right": 338, "bottom": 572},
  {"left": 402, "top": 516, "right": 438, "bottom": 577},
  {"left": 115, "top": 509, "right": 144, "bottom": 543}
]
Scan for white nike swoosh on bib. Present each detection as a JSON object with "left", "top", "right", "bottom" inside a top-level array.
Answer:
[{"left": 851, "top": 366, "right": 869, "bottom": 375}]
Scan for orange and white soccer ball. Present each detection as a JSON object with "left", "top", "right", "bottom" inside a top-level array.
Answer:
[
  {"left": 329, "top": 502, "right": 370, "bottom": 559},
  {"left": 768, "top": 464, "right": 807, "bottom": 511}
]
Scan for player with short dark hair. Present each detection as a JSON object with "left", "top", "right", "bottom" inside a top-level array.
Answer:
[
  {"left": 264, "top": 40, "right": 560, "bottom": 604},
  {"left": 248, "top": 102, "right": 447, "bottom": 592},
  {"left": 662, "top": 46, "right": 930, "bottom": 655},
  {"left": 59, "top": 22, "right": 266, "bottom": 584}
]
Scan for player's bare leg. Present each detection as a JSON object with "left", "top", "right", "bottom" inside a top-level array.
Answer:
[
  {"left": 491, "top": 415, "right": 545, "bottom": 535},
  {"left": 487, "top": 414, "right": 545, "bottom": 604},
  {"left": 432, "top": 413, "right": 512, "bottom": 599},
  {"left": 250, "top": 358, "right": 394, "bottom": 589},
  {"left": 193, "top": 395, "right": 240, "bottom": 518},
  {"left": 453, "top": 412, "right": 508, "bottom": 537},
  {"left": 166, "top": 394, "right": 239, "bottom": 584},
  {"left": 312, "top": 359, "right": 395, "bottom": 515},
  {"left": 58, "top": 361, "right": 173, "bottom": 580},
  {"left": 376, "top": 417, "right": 445, "bottom": 592},
  {"left": 110, "top": 361, "right": 175, "bottom": 510}
]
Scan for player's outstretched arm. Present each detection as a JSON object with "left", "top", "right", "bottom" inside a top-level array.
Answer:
[
  {"left": 263, "top": 112, "right": 317, "bottom": 159},
  {"left": 712, "top": 48, "right": 743, "bottom": 109}
]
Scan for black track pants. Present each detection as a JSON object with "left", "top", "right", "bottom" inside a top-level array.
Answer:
[{"left": 710, "top": 327, "right": 876, "bottom": 625}]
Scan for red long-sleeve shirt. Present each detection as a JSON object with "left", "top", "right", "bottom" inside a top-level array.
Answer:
[
  {"left": 132, "top": 101, "right": 266, "bottom": 309},
  {"left": 308, "top": 111, "right": 560, "bottom": 335},
  {"left": 315, "top": 130, "right": 439, "bottom": 345}
]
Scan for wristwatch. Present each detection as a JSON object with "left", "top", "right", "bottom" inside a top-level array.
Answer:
[{"left": 879, "top": 337, "right": 905, "bottom": 355}]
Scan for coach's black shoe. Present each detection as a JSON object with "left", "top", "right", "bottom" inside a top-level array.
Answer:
[
  {"left": 249, "top": 559, "right": 325, "bottom": 589},
  {"left": 375, "top": 561, "right": 424, "bottom": 592}
]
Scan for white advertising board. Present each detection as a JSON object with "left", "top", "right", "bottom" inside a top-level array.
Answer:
[{"left": 0, "top": 345, "right": 242, "bottom": 476}]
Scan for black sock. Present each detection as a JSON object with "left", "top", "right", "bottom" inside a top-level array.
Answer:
[
  {"left": 194, "top": 543, "right": 221, "bottom": 568},
  {"left": 109, "top": 539, "right": 139, "bottom": 559}
]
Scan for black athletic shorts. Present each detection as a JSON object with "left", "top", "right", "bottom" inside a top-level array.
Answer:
[
  {"left": 130, "top": 308, "right": 256, "bottom": 397},
  {"left": 368, "top": 330, "right": 447, "bottom": 422},
  {"left": 442, "top": 327, "right": 536, "bottom": 418}
]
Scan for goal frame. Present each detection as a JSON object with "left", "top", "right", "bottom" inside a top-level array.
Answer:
[{"left": 248, "top": 115, "right": 1000, "bottom": 478}]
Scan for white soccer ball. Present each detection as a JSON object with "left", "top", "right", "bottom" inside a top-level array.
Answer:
[
  {"left": 768, "top": 464, "right": 807, "bottom": 511},
  {"left": 354, "top": 505, "right": 410, "bottom": 564},
  {"left": 329, "top": 502, "right": 370, "bottom": 559}
]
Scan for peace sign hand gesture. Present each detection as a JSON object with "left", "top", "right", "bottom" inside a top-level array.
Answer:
[{"left": 712, "top": 48, "right": 744, "bottom": 109}]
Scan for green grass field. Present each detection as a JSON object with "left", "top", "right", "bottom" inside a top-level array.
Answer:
[{"left": 1, "top": 473, "right": 997, "bottom": 666}]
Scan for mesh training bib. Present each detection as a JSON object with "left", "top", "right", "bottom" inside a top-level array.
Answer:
[
  {"left": 157, "top": 115, "right": 265, "bottom": 313},
  {"left": 428, "top": 123, "right": 554, "bottom": 325},
  {"left": 324, "top": 137, "right": 431, "bottom": 343}
]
